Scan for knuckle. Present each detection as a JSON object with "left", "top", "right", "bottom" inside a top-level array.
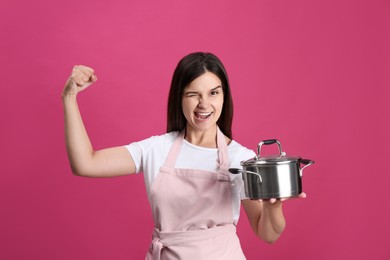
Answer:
[
  {"left": 70, "top": 75, "right": 77, "bottom": 82},
  {"left": 71, "top": 77, "right": 85, "bottom": 86}
]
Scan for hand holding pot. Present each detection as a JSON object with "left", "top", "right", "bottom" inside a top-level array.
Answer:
[{"left": 263, "top": 192, "right": 307, "bottom": 204}]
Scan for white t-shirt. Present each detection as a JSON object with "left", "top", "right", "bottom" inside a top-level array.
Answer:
[{"left": 125, "top": 131, "right": 256, "bottom": 224}]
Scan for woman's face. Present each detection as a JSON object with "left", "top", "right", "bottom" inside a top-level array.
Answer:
[{"left": 182, "top": 71, "right": 224, "bottom": 134}]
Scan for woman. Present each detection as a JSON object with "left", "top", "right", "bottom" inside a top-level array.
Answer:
[{"left": 62, "top": 52, "right": 303, "bottom": 259}]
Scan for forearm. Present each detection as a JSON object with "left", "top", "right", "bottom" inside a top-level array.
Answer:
[
  {"left": 62, "top": 93, "right": 94, "bottom": 175},
  {"left": 257, "top": 201, "right": 286, "bottom": 243}
]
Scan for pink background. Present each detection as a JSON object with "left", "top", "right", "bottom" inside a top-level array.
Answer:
[{"left": 1, "top": 0, "right": 389, "bottom": 259}]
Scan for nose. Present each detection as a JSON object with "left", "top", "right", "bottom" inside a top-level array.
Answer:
[{"left": 197, "top": 96, "right": 209, "bottom": 109}]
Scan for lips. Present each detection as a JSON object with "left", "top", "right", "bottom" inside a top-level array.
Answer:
[{"left": 195, "top": 112, "right": 213, "bottom": 120}]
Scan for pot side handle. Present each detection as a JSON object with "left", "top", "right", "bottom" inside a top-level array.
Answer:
[
  {"left": 228, "top": 168, "right": 242, "bottom": 174},
  {"left": 228, "top": 168, "right": 262, "bottom": 183},
  {"left": 300, "top": 159, "right": 315, "bottom": 177}
]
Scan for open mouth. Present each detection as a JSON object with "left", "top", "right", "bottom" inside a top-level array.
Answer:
[{"left": 195, "top": 112, "right": 213, "bottom": 120}]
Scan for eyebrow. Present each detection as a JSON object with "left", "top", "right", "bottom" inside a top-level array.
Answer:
[
  {"left": 211, "top": 86, "right": 222, "bottom": 91},
  {"left": 184, "top": 86, "right": 222, "bottom": 95}
]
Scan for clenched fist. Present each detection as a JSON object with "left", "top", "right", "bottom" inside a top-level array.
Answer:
[{"left": 62, "top": 65, "right": 97, "bottom": 96}]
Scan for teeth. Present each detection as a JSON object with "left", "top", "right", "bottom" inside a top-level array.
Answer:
[
  {"left": 195, "top": 112, "right": 212, "bottom": 120},
  {"left": 196, "top": 112, "right": 212, "bottom": 116}
]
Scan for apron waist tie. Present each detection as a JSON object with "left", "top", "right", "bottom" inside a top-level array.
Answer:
[{"left": 150, "top": 224, "right": 237, "bottom": 260}]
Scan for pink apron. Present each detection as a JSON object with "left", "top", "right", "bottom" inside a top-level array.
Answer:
[{"left": 146, "top": 128, "right": 246, "bottom": 260}]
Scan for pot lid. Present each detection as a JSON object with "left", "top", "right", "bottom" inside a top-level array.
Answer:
[
  {"left": 241, "top": 139, "right": 301, "bottom": 166},
  {"left": 241, "top": 154, "right": 301, "bottom": 166}
]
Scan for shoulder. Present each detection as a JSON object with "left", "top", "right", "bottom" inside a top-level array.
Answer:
[
  {"left": 229, "top": 140, "right": 255, "bottom": 155},
  {"left": 124, "top": 132, "right": 179, "bottom": 171},
  {"left": 228, "top": 140, "right": 256, "bottom": 160},
  {"left": 132, "top": 131, "right": 179, "bottom": 148},
  {"left": 143, "top": 131, "right": 178, "bottom": 143}
]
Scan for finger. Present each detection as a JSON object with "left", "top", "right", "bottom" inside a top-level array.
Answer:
[
  {"left": 298, "top": 192, "right": 307, "bottom": 199},
  {"left": 74, "top": 71, "right": 90, "bottom": 82},
  {"left": 69, "top": 76, "right": 85, "bottom": 87},
  {"left": 270, "top": 198, "right": 277, "bottom": 204},
  {"left": 70, "top": 71, "right": 96, "bottom": 87},
  {"left": 72, "top": 65, "right": 95, "bottom": 81},
  {"left": 76, "top": 65, "right": 95, "bottom": 78}
]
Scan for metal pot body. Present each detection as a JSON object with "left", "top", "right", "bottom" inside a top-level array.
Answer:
[
  {"left": 231, "top": 139, "right": 314, "bottom": 200},
  {"left": 242, "top": 162, "right": 302, "bottom": 199}
]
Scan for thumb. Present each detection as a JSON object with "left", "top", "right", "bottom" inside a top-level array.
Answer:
[
  {"left": 90, "top": 75, "right": 97, "bottom": 82},
  {"left": 79, "top": 75, "right": 97, "bottom": 91}
]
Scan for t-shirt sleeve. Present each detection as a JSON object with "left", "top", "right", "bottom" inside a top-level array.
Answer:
[
  {"left": 124, "top": 136, "right": 159, "bottom": 173},
  {"left": 229, "top": 144, "right": 256, "bottom": 200},
  {"left": 240, "top": 149, "right": 256, "bottom": 200}
]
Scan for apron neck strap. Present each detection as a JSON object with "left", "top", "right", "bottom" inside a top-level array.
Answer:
[
  {"left": 216, "top": 127, "right": 229, "bottom": 170},
  {"left": 164, "top": 131, "right": 185, "bottom": 168}
]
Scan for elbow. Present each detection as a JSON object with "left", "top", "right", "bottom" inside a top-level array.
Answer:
[
  {"left": 70, "top": 168, "right": 84, "bottom": 177},
  {"left": 259, "top": 232, "right": 282, "bottom": 245},
  {"left": 258, "top": 233, "right": 280, "bottom": 245},
  {"left": 67, "top": 152, "right": 100, "bottom": 177},
  {"left": 263, "top": 235, "right": 280, "bottom": 245},
  {"left": 71, "top": 169, "right": 83, "bottom": 177},
  {"left": 258, "top": 224, "right": 286, "bottom": 245},
  {"left": 69, "top": 164, "right": 91, "bottom": 177}
]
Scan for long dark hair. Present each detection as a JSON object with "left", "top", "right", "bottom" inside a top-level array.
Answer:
[{"left": 167, "top": 52, "right": 234, "bottom": 139}]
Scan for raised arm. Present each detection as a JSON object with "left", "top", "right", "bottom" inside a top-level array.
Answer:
[{"left": 62, "top": 65, "right": 136, "bottom": 177}]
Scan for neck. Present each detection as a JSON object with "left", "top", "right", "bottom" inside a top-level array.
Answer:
[{"left": 184, "top": 125, "right": 218, "bottom": 148}]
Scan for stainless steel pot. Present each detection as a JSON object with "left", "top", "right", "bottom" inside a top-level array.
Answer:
[{"left": 229, "top": 139, "right": 314, "bottom": 199}]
